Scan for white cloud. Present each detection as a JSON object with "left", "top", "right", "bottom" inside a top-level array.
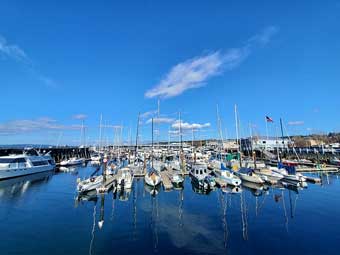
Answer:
[
  {"left": 145, "top": 26, "right": 278, "bottom": 99},
  {"left": 146, "top": 117, "right": 175, "bottom": 124},
  {"left": 288, "top": 121, "right": 304, "bottom": 126},
  {"left": 145, "top": 52, "right": 224, "bottom": 98},
  {"left": 0, "top": 118, "right": 81, "bottom": 135},
  {"left": 0, "top": 34, "right": 55, "bottom": 88},
  {"left": 171, "top": 120, "right": 211, "bottom": 130}
]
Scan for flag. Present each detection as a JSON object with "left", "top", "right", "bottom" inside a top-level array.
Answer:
[{"left": 266, "top": 116, "right": 274, "bottom": 122}]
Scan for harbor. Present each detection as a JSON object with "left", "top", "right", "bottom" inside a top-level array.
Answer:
[
  {"left": 0, "top": 160, "right": 340, "bottom": 255},
  {"left": 0, "top": 118, "right": 340, "bottom": 255},
  {"left": 1, "top": 1, "right": 340, "bottom": 254}
]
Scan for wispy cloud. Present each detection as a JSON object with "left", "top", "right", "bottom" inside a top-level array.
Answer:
[
  {"left": 140, "top": 110, "right": 158, "bottom": 119},
  {"left": 145, "top": 26, "right": 279, "bottom": 99},
  {"left": 171, "top": 120, "right": 211, "bottom": 130},
  {"left": 146, "top": 117, "right": 175, "bottom": 124},
  {"left": 0, "top": 36, "right": 30, "bottom": 63},
  {"left": 287, "top": 121, "right": 304, "bottom": 126},
  {"left": 72, "top": 114, "right": 88, "bottom": 120},
  {"left": 0, "top": 118, "right": 80, "bottom": 135},
  {"left": 0, "top": 34, "right": 56, "bottom": 87}
]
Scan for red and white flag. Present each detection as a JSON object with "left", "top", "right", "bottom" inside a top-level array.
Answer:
[{"left": 266, "top": 116, "right": 274, "bottom": 122}]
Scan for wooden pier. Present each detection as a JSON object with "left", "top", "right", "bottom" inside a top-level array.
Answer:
[{"left": 160, "top": 171, "right": 173, "bottom": 190}]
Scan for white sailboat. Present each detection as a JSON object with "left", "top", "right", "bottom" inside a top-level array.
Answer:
[
  {"left": 77, "top": 175, "right": 104, "bottom": 193},
  {"left": 211, "top": 160, "right": 242, "bottom": 186},
  {"left": 254, "top": 167, "right": 284, "bottom": 182},
  {"left": 144, "top": 168, "right": 162, "bottom": 187},
  {"left": 236, "top": 168, "right": 265, "bottom": 184}
]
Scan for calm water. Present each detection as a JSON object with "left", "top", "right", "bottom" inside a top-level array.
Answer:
[{"left": 0, "top": 164, "right": 340, "bottom": 255}]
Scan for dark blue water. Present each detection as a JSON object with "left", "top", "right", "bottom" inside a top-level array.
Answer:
[{"left": 0, "top": 164, "right": 339, "bottom": 255}]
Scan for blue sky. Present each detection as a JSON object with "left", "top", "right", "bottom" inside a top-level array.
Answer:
[{"left": 0, "top": 0, "right": 339, "bottom": 145}]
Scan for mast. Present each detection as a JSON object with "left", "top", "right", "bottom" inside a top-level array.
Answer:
[
  {"left": 280, "top": 118, "right": 285, "bottom": 159},
  {"left": 168, "top": 127, "right": 170, "bottom": 152},
  {"left": 234, "top": 104, "right": 242, "bottom": 167},
  {"left": 151, "top": 118, "right": 154, "bottom": 168},
  {"left": 98, "top": 114, "right": 103, "bottom": 151},
  {"left": 249, "top": 122, "right": 253, "bottom": 155},
  {"left": 80, "top": 119, "right": 84, "bottom": 147},
  {"left": 191, "top": 128, "right": 194, "bottom": 148},
  {"left": 135, "top": 113, "right": 140, "bottom": 158},
  {"left": 216, "top": 104, "right": 224, "bottom": 159},
  {"left": 179, "top": 112, "right": 183, "bottom": 151},
  {"left": 179, "top": 111, "right": 183, "bottom": 172},
  {"left": 157, "top": 98, "right": 160, "bottom": 150}
]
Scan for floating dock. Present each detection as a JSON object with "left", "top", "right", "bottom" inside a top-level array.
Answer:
[{"left": 296, "top": 166, "right": 339, "bottom": 172}]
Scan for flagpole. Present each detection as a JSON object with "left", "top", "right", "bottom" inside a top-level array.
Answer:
[{"left": 265, "top": 117, "right": 268, "bottom": 150}]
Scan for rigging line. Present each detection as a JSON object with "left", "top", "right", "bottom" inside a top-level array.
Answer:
[
  {"left": 281, "top": 190, "right": 289, "bottom": 232},
  {"left": 89, "top": 204, "right": 97, "bottom": 255}
]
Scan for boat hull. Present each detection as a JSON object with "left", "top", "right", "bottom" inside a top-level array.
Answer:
[{"left": 0, "top": 165, "right": 55, "bottom": 180}]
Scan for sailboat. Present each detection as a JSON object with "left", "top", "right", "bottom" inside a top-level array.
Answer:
[
  {"left": 211, "top": 160, "right": 242, "bottom": 186},
  {"left": 273, "top": 163, "right": 307, "bottom": 183},
  {"left": 144, "top": 168, "right": 162, "bottom": 187},
  {"left": 236, "top": 168, "right": 265, "bottom": 184},
  {"left": 254, "top": 167, "right": 284, "bottom": 182},
  {"left": 144, "top": 118, "right": 162, "bottom": 188},
  {"left": 77, "top": 161, "right": 114, "bottom": 193},
  {"left": 77, "top": 175, "right": 104, "bottom": 193}
]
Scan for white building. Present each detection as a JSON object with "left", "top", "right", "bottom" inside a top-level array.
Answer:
[{"left": 241, "top": 137, "right": 292, "bottom": 151}]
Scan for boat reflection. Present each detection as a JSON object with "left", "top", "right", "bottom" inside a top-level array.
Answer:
[
  {"left": 221, "top": 184, "right": 242, "bottom": 194},
  {"left": 144, "top": 181, "right": 161, "bottom": 196},
  {"left": 241, "top": 181, "right": 266, "bottom": 197},
  {"left": 58, "top": 166, "right": 78, "bottom": 174},
  {"left": 75, "top": 190, "right": 98, "bottom": 205},
  {"left": 191, "top": 180, "right": 213, "bottom": 195},
  {"left": 0, "top": 171, "right": 53, "bottom": 198},
  {"left": 117, "top": 188, "right": 131, "bottom": 201}
]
